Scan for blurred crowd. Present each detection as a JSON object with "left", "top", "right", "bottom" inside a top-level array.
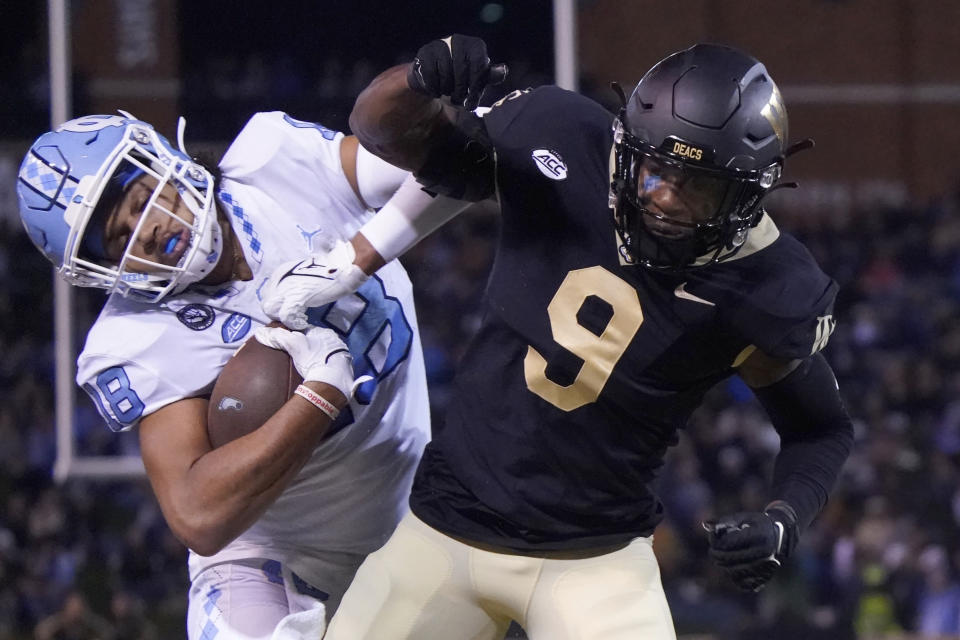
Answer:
[{"left": 3, "top": 93, "right": 960, "bottom": 640}]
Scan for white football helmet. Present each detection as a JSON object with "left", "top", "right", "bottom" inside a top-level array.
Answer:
[{"left": 17, "top": 113, "right": 222, "bottom": 302}]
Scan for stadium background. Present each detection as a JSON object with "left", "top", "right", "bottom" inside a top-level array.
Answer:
[{"left": 1, "top": 1, "right": 959, "bottom": 638}]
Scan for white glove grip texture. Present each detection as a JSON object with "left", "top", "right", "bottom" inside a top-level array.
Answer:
[
  {"left": 260, "top": 240, "right": 370, "bottom": 330},
  {"left": 254, "top": 326, "right": 355, "bottom": 398}
]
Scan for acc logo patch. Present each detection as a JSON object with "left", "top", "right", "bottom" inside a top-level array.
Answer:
[
  {"left": 532, "top": 149, "right": 568, "bottom": 180},
  {"left": 221, "top": 313, "right": 252, "bottom": 343},
  {"left": 176, "top": 303, "right": 216, "bottom": 331}
]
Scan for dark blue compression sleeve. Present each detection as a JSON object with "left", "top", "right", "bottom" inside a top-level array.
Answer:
[{"left": 752, "top": 352, "right": 854, "bottom": 533}]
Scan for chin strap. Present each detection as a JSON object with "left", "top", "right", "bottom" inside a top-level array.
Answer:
[
  {"left": 764, "top": 181, "right": 799, "bottom": 196},
  {"left": 760, "top": 138, "right": 816, "bottom": 199},
  {"left": 177, "top": 116, "right": 189, "bottom": 156}
]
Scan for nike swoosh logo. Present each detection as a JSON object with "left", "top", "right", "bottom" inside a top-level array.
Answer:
[
  {"left": 674, "top": 283, "right": 715, "bottom": 307},
  {"left": 279, "top": 258, "right": 336, "bottom": 282}
]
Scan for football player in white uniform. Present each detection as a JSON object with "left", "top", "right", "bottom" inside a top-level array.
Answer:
[{"left": 16, "top": 111, "right": 463, "bottom": 639}]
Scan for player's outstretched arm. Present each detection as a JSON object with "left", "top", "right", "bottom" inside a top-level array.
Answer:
[{"left": 139, "top": 326, "right": 353, "bottom": 556}]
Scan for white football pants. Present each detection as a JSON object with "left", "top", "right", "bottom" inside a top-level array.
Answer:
[
  {"left": 325, "top": 512, "right": 677, "bottom": 640},
  {"left": 186, "top": 559, "right": 328, "bottom": 640}
]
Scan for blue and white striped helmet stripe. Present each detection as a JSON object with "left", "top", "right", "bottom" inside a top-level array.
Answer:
[{"left": 19, "top": 151, "right": 79, "bottom": 211}]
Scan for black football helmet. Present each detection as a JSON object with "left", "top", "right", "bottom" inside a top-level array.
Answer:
[{"left": 610, "top": 43, "right": 798, "bottom": 270}]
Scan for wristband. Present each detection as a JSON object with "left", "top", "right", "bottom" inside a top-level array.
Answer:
[{"left": 294, "top": 384, "right": 341, "bottom": 421}]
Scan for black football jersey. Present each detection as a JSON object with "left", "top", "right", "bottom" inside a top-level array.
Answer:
[{"left": 409, "top": 86, "right": 838, "bottom": 551}]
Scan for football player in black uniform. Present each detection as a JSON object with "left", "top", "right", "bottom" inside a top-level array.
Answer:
[{"left": 262, "top": 36, "right": 854, "bottom": 640}]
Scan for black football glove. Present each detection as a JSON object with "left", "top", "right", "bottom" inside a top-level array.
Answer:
[
  {"left": 406, "top": 34, "right": 508, "bottom": 110},
  {"left": 703, "top": 502, "right": 800, "bottom": 592}
]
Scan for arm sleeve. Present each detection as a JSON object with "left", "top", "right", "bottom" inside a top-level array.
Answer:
[
  {"left": 355, "top": 143, "right": 411, "bottom": 209},
  {"left": 752, "top": 352, "right": 854, "bottom": 532},
  {"left": 358, "top": 174, "right": 471, "bottom": 263}
]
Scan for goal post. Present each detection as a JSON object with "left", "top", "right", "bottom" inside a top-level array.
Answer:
[{"left": 48, "top": 0, "right": 146, "bottom": 482}]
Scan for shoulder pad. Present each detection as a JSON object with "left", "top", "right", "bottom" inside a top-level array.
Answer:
[
  {"left": 481, "top": 86, "right": 612, "bottom": 142},
  {"left": 698, "top": 234, "right": 839, "bottom": 359},
  {"left": 219, "top": 113, "right": 356, "bottom": 206}
]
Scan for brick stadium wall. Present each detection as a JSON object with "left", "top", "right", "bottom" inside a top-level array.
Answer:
[
  {"left": 578, "top": 0, "right": 960, "bottom": 208},
  {"left": 72, "top": 0, "right": 181, "bottom": 139}
]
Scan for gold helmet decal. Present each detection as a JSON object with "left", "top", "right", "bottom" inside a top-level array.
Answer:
[
  {"left": 761, "top": 83, "right": 787, "bottom": 144},
  {"left": 658, "top": 137, "right": 714, "bottom": 163},
  {"left": 670, "top": 140, "right": 703, "bottom": 161}
]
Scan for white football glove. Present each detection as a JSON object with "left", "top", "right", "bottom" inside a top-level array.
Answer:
[
  {"left": 260, "top": 240, "right": 369, "bottom": 330},
  {"left": 254, "top": 325, "right": 354, "bottom": 398}
]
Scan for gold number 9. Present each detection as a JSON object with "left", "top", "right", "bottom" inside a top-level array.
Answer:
[{"left": 524, "top": 266, "right": 644, "bottom": 411}]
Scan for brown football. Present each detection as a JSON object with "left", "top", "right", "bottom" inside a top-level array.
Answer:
[{"left": 206, "top": 325, "right": 302, "bottom": 448}]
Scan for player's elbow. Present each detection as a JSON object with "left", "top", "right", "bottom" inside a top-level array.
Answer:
[
  {"left": 189, "top": 542, "right": 227, "bottom": 558},
  {"left": 348, "top": 111, "right": 423, "bottom": 173},
  {"left": 348, "top": 83, "right": 396, "bottom": 162},
  {"left": 165, "top": 511, "right": 234, "bottom": 557},
  {"left": 179, "top": 530, "right": 231, "bottom": 558},
  {"left": 347, "top": 106, "right": 375, "bottom": 154},
  {"left": 349, "top": 67, "right": 443, "bottom": 173},
  {"left": 183, "top": 532, "right": 229, "bottom": 557}
]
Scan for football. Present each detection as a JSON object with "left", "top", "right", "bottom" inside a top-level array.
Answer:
[{"left": 206, "top": 325, "right": 302, "bottom": 448}]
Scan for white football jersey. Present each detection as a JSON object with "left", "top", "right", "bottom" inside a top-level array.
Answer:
[{"left": 76, "top": 112, "right": 430, "bottom": 588}]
